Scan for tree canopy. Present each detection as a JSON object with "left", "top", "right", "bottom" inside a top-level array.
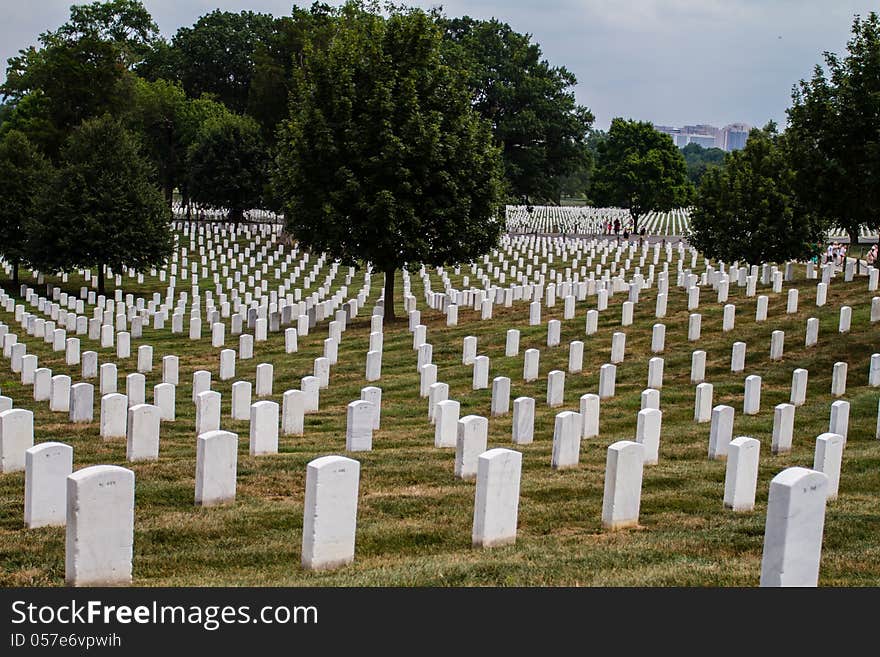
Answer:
[
  {"left": 274, "top": 1, "right": 504, "bottom": 320},
  {"left": 441, "top": 15, "right": 593, "bottom": 204},
  {"left": 1, "top": 0, "right": 157, "bottom": 158},
  {"left": 786, "top": 11, "right": 880, "bottom": 244},
  {"left": 187, "top": 112, "right": 268, "bottom": 222},
  {"left": 688, "top": 127, "right": 826, "bottom": 264},
  {"left": 591, "top": 118, "right": 693, "bottom": 232},
  {"left": 30, "top": 115, "right": 173, "bottom": 294},
  {"left": 169, "top": 10, "right": 277, "bottom": 114},
  {"left": 681, "top": 142, "right": 727, "bottom": 186},
  {"left": 0, "top": 130, "right": 53, "bottom": 284}
]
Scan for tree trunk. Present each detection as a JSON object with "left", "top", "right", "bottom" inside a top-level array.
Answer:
[
  {"left": 383, "top": 269, "right": 396, "bottom": 322},
  {"left": 11, "top": 261, "right": 18, "bottom": 286},
  {"left": 229, "top": 207, "right": 244, "bottom": 232},
  {"left": 97, "top": 263, "right": 105, "bottom": 296},
  {"left": 848, "top": 228, "right": 860, "bottom": 248},
  {"left": 632, "top": 213, "right": 640, "bottom": 234}
]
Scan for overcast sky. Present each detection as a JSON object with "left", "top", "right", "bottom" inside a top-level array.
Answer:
[{"left": 1, "top": 1, "right": 877, "bottom": 130}]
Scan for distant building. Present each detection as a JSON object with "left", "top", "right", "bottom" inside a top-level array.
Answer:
[
  {"left": 721, "top": 123, "right": 751, "bottom": 151},
  {"left": 652, "top": 122, "right": 751, "bottom": 151}
]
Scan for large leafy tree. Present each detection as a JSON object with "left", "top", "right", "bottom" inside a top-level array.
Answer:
[
  {"left": 274, "top": 1, "right": 504, "bottom": 321},
  {"left": 187, "top": 113, "right": 267, "bottom": 224},
  {"left": 786, "top": 12, "right": 880, "bottom": 245},
  {"left": 1, "top": 0, "right": 158, "bottom": 158},
  {"left": 247, "top": 4, "right": 337, "bottom": 144},
  {"left": 688, "top": 127, "right": 826, "bottom": 264},
  {"left": 170, "top": 10, "right": 277, "bottom": 114},
  {"left": 681, "top": 142, "right": 727, "bottom": 186},
  {"left": 122, "top": 77, "right": 233, "bottom": 207},
  {"left": 441, "top": 15, "right": 593, "bottom": 204},
  {"left": 30, "top": 115, "right": 173, "bottom": 294},
  {"left": 0, "top": 130, "right": 53, "bottom": 285},
  {"left": 123, "top": 77, "right": 188, "bottom": 205},
  {"left": 591, "top": 118, "right": 693, "bottom": 233}
]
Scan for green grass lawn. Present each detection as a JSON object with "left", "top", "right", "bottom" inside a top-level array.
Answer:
[{"left": 1, "top": 233, "right": 878, "bottom": 586}]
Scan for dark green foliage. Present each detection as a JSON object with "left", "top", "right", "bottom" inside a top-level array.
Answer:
[
  {"left": 247, "top": 4, "right": 337, "bottom": 145},
  {"left": 170, "top": 10, "right": 277, "bottom": 114},
  {"left": 786, "top": 12, "right": 880, "bottom": 244},
  {"left": 681, "top": 142, "right": 727, "bottom": 186},
  {"left": 122, "top": 78, "right": 188, "bottom": 204},
  {"left": 591, "top": 118, "right": 694, "bottom": 232},
  {"left": 440, "top": 15, "right": 593, "bottom": 204},
  {"left": 1, "top": 0, "right": 158, "bottom": 158},
  {"left": 689, "top": 128, "right": 826, "bottom": 264},
  {"left": 0, "top": 131, "right": 53, "bottom": 284},
  {"left": 274, "top": 1, "right": 504, "bottom": 320},
  {"left": 121, "top": 78, "right": 234, "bottom": 207},
  {"left": 53, "top": 0, "right": 159, "bottom": 69},
  {"left": 187, "top": 113, "right": 267, "bottom": 221},
  {"left": 30, "top": 115, "right": 173, "bottom": 294}
]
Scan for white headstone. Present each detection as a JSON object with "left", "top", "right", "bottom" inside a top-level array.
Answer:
[
  {"left": 301, "top": 455, "right": 360, "bottom": 571},
  {"left": 551, "top": 411, "right": 582, "bottom": 470},
  {"left": 708, "top": 405, "right": 735, "bottom": 460},
  {"left": 723, "top": 436, "right": 760, "bottom": 512},
  {"left": 512, "top": 396, "right": 535, "bottom": 445},
  {"left": 691, "top": 350, "right": 706, "bottom": 384},
  {"left": 743, "top": 375, "right": 761, "bottom": 415},
  {"left": 65, "top": 465, "right": 134, "bottom": 586},
  {"left": 50, "top": 375, "right": 71, "bottom": 412},
  {"left": 547, "top": 370, "right": 565, "bottom": 407},
  {"left": 126, "top": 403, "right": 160, "bottom": 461},
  {"left": 282, "top": 389, "right": 305, "bottom": 435},
  {"left": 770, "top": 330, "right": 784, "bottom": 361},
  {"left": 636, "top": 408, "right": 662, "bottom": 465},
  {"left": 651, "top": 324, "right": 665, "bottom": 353},
  {"left": 360, "top": 386, "right": 381, "bottom": 430},
  {"left": 601, "top": 440, "right": 645, "bottom": 530},
  {"left": 694, "top": 382, "right": 713, "bottom": 423},
  {"left": 256, "top": 362, "right": 274, "bottom": 397},
  {"left": 345, "top": 400, "right": 374, "bottom": 452},
  {"left": 125, "top": 372, "right": 146, "bottom": 407},
  {"left": 154, "top": 383, "right": 175, "bottom": 422},
  {"left": 163, "top": 354, "right": 179, "bottom": 385},
  {"left": 195, "top": 430, "right": 238, "bottom": 506},
  {"left": 790, "top": 368, "right": 808, "bottom": 406},
  {"left": 829, "top": 400, "right": 850, "bottom": 444},
  {"left": 505, "top": 329, "right": 520, "bottom": 357},
  {"left": 455, "top": 415, "right": 488, "bottom": 480},
  {"left": 249, "top": 401, "right": 279, "bottom": 455},
  {"left": 99, "top": 362, "right": 117, "bottom": 395},
  {"left": 25, "top": 442, "right": 73, "bottom": 528},
  {"left": 491, "top": 376, "right": 511, "bottom": 416},
  {"left": 610, "top": 331, "right": 626, "bottom": 364},
  {"left": 598, "top": 363, "right": 616, "bottom": 399},
  {"left": 100, "top": 393, "right": 128, "bottom": 439},
  {"left": 0, "top": 408, "right": 34, "bottom": 472},
  {"left": 434, "top": 399, "right": 460, "bottom": 448},
  {"left": 759, "top": 467, "right": 828, "bottom": 587},
  {"left": 472, "top": 448, "right": 522, "bottom": 548},
  {"left": 813, "top": 432, "right": 844, "bottom": 501},
  {"left": 831, "top": 361, "right": 847, "bottom": 397},
  {"left": 69, "top": 383, "right": 94, "bottom": 423},
  {"left": 196, "top": 390, "right": 221, "bottom": 435},
  {"left": 231, "top": 381, "right": 252, "bottom": 420},
  {"left": 771, "top": 403, "right": 796, "bottom": 455},
  {"left": 472, "top": 355, "right": 489, "bottom": 390}
]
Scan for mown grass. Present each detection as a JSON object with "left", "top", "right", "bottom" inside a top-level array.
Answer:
[{"left": 1, "top": 234, "right": 878, "bottom": 586}]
